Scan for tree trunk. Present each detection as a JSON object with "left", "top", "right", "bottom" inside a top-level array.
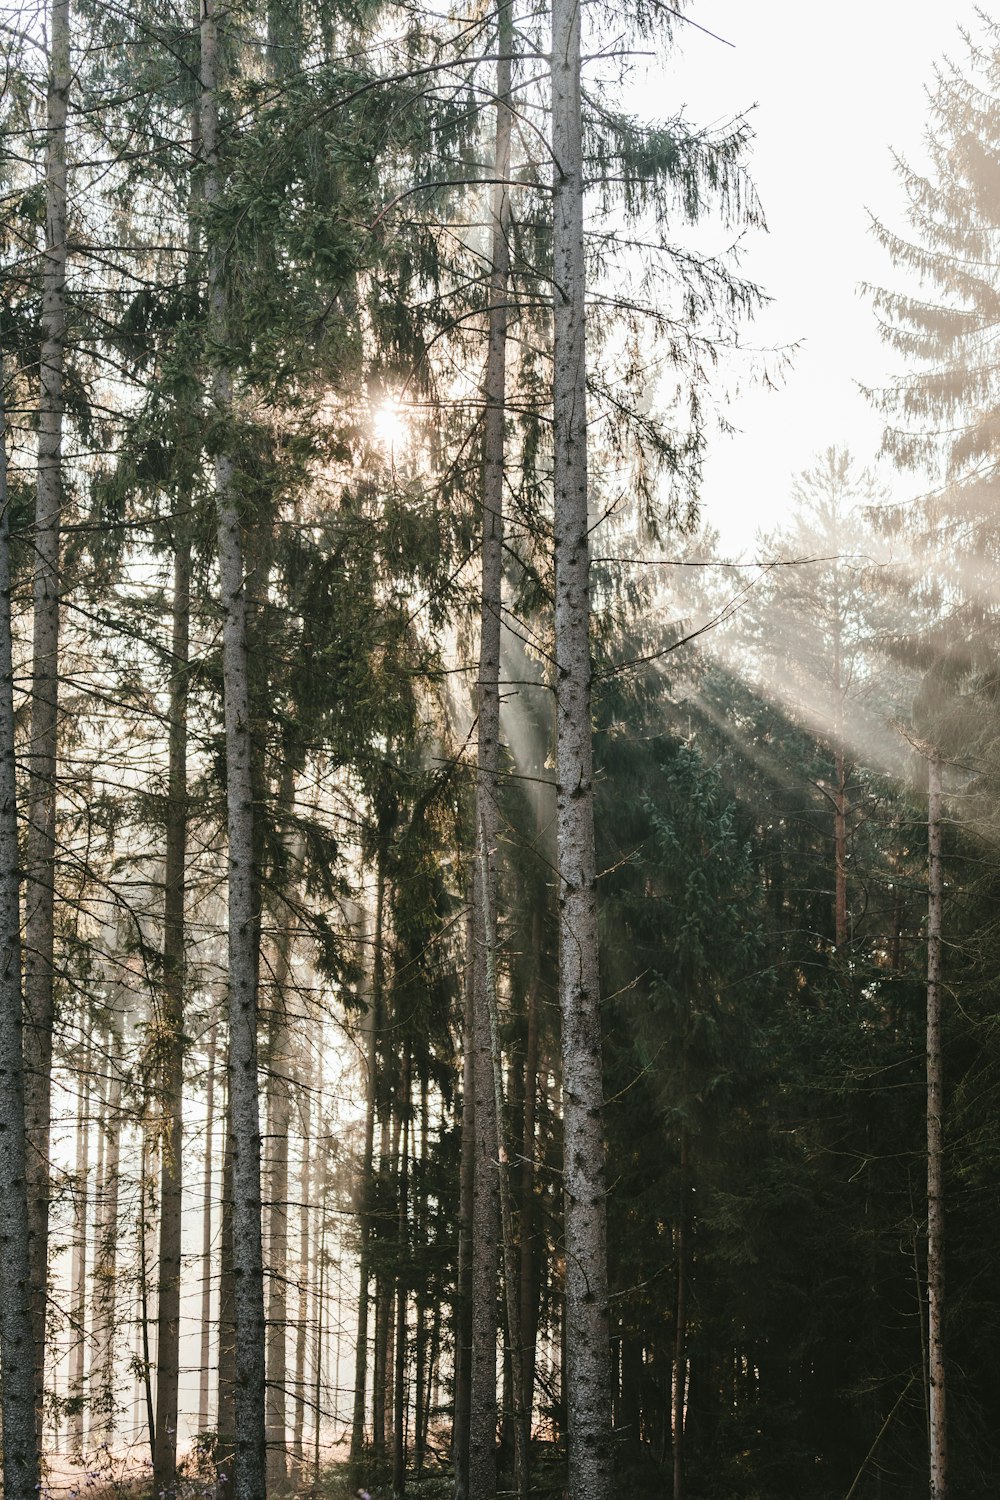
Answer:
[
  {"left": 68, "top": 1036, "right": 93, "bottom": 1455},
  {"left": 92, "top": 1006, "right": 123, "bottom": 1443},
  {"left": 392, "top": 1057, "right": 411, "bottom": 1500},
  {"left": 200, "top": 0, "right": 267, "bottom": 1490},
  {"left": 153, "top": 534, "right": 191, "bottom": 1496},
  {"left": 24, "top": 0, "right": 70, "bottom": 1436},
  {"left": 217, "top": 1103, "right": 236, "bottom": 1500},
  {"left": 672, "top": 1130, "right": 689, "bottom": 1500},
  {"left": 265, "top": 766, "right": 302, "bottom": 1494},
  {"left": 352, "top": 867, "right": 385, "bottom": 1460},
  {"left": 0, "top": 354, "right": 43, "bottom": 1500},
  {"left": 468, "top": 10, "right": 514, "bottom": 1491},
  {"left": 926, "top": 752, "right": 946, "bottom": 1500},
  {"left": 291, "top": 1035, "right": 313, "bottom": 1476},
  {"left": 551, "top": 0, "right": 614, "bottom": 1487},
  {"left": 519, "top": 905, "right": 541, "bottom": 1432},
  {"left": 834, "top": 747, "right": 848, "bottom": 948},
  {"left": 198, "top": 1021, "right": 218, "bottom": 1434},
  {"left": 452, "top": 900, "right": 475, "bottom": 1499}
]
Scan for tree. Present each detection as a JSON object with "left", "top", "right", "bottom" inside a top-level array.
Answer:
[
  {"left": 550, "top": 0, "right": 613, "bottom": 1493},
  {"left": 0, "top": 346, "right": 42, "bottom": 1500}
]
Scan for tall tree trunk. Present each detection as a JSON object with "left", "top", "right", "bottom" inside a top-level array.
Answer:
[
  {"left": 265, "top": 766, "right": 302, "bottom": 1494},
  {"left": 672, "top": 1130, "right": 689, "bottom": 1500},
  {"left": 834, "top": 746, "right": 848, "bottom": 949},
  {"left": 452, "top": 900, "right": 475, "bottom": 1499},
  {"left": 217, "top": 1102, "right": 236, "bottom": 1500},
  {"left": 373, "top": 1104, "right": 393, "bottom": 1457},
  {"left": 551, "top": 0, "right": 613, "bottom": 1488},
  {"left": 926, "top": 752, "right": 946, "bottom": 1500},
  {"left": 392, "top": 1056, "right": 411, "bottom": 1500},
  {"left": 352, "top": 867, "right": 385, "bottom": 1460},
  {"left": 92, "top": 1008, "right": 123, "bottom": 1443},
  {"left": 468, "top": 9, "right": 514, "bottom": 1492},
  {"left": 153, "top": 534, "right": 191, "bottom": 1496},
  {"left": 198, "top": 1021, "right": 218, "bottom": 1434},
  {"left": 480, "top": 836, "right": 528, "bottom": 1498},
  {"left": 201, "top": 0, "right": 267, "bottom": 1490},
  {"left": 291, "top": 1035, "right": 313, "bottom": 1477},
  {"left": 0, "top": 353, "right": 43, "bottom": 1500},
  {"left": 68, "top": 1037, "right": 93, "bottom": 1455},
  {"left": 519, "top": 905, "right": 541, "bottom": 1432},
  {"left": 24, "top": 0, "right": 70, "bottom": 1435}
]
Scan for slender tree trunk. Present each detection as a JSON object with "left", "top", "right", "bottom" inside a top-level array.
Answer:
[
  {"left": 24, "top": 0, "right": 70, "bottom": 1435},
  {"left": 68, "top": 1038, "right": 93, "bottom": 1455},
  {"left": 469, "top": 11, "right": 514, "bottom": 1492},
  {"left": 672, "top": 1130, "right": 689, "bottom": 1500},
  {"left": 551, "top": 0, "right": 613, "bottom": 1487},
  {"left": 519, "top": 905, "right": 541, "bottom": 1431},
  {"left": 452, "top": 900, "right": 475, "bottom": 1499},
  {"left": 352, "top": 868, "right": 385, "bottom": 1460},
  {"left": 153, "top": 534, "right": 191, "bottom": 1495},
  {"left": 291, "top": 1038, "right": 313, "bottom": 1476},
  {"left": 392, "top": 1057, "right": 411, "bottom": 1500},
  {"left": 265, "top": 767, "right": 301, "bottom": 1494},
  {"left": 926, "top": 752, "right": 946, "bottom": 1500},
  {"left": 138, "top": 1121, "right": 158, "bottom": 1466},
  {"left": 201, "top": 0, "right": 267, "bottom": 1490},
  {"left": 92, "top": 998, "right": 123, "bottom": 1442},
  {"left": 834, "top": 747, "right": 848, "bottom": 948},
  {"left": 0, "top": 354, "right": 43, "bottom": 1500},
  {"left": 373, "top": 1103, "right": 393, "bottom": 1457},
  {"left": 199, "top": 1021, "right": 218, "bottom": 1434},
  {"left": 217, "top": 1103, "right": 236, "bottom": 1500}
]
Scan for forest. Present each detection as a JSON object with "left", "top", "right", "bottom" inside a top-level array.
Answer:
[{"left": 1, "top": 0, "right": 999, "bottom": 1498}]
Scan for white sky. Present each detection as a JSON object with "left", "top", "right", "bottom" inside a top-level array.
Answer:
[{"left": 643, "top": 0, "right": 983, "bottom": 548}]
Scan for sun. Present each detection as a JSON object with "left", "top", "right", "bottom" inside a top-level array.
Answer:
[{"left": 372, "top": 396, "right": 408, "bottom": 453}]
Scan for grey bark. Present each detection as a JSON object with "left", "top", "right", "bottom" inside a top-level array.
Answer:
[
  {"left": 24, "top": 0, "right": 70, "bottom": 1432},
  {"left": 519, "top": 905, "right": 541, "bottom": 1430},
  {"left": 198, "top": 1020, "right": 218, "bottom": 1434},
  {"left": 452, "top": 899, "right": 475, "bottom": 1499},
  {"left": 0, "top": 349, "right": 43, "bottom": 1500},
  {"left": 68, "top": 1037, "right": 93, "bottom": 1455},
  {"left": 153, "top": 534, "right": 191, "bottom": 1495},
  {"left": 92, "top": 999, "right": 123, "bottom": 1442},
  {"left": 265, "top": 766, "right": 302, "bottom": 1493},
  {"left": 200, "top": 0, "right": 267, "bottom": 1490},
  {"left": 217, "top": 1103, "right": 236, "bottom": 1500},
  {"left": 291, "top": 1034, "right": 312, "bottom": 1476},
  {"left": 352, "top": 872, "right": 384, "bottom": 1460},
  {"left": 468, "top": 9, "right": 514, "bottom": 1492},
  {"left": 550, "top": 0, "right": 614, "bottom": 1488},
  {"left": 927, "top": 752, "right": 946, "bottom": 1500}
]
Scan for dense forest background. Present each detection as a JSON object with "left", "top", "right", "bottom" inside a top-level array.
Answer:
[{"left": 2, "top": 1, "right": 1000, "bottom": 1498}]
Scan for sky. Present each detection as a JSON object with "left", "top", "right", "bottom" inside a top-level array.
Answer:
[{"left": 639, "top": 0, "right": 984, "bottom": 549}]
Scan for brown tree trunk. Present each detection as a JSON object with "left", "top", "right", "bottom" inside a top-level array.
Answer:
[
  {"left": 24, "top": 0, "right": 70, "bottom": 1436},
  {"left": 392, "top": 1056, "right": 411, "bottom": 1500},
  {"left": 519, "top": 905, "right": 541, "bottom": 1432},
  {"left": 926, "top": 752, "right": 946, "bottom": 1500},
  {"left": 551, "top": 0, "right": 614, "bottom": 1486},
  {"left": 0, "top": 356, "right": 43, "bottom": 1500}
]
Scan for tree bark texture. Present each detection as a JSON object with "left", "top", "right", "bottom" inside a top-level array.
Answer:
[
  {"left": 199, "top": 1020, "right": 218, "bottom": 1434},
  {"left": 452, "top": 899, "right": 475, "bottom": 1500},
  {"left": 154, "top": 535, "right": 191, "bottom": 1495},
  {"left": 201, "top": 0, "right": 267, "bottom": 1491},
  {"left": 0, "top": 351, "right": 43, "bottom": 1500},
  {"left": 551, "top": 0, "right": 614, "bottom": 1490},
  {"left": 468, "top": 12, "right": 514, "bottom": 1492},
  {"left": 352, "top": 875, "right": 384, "bottom": 1460},
  {"left": 926, "top": 752, "right": 947, "bottom": 1500},
  {"left": 68, "top": 1039, "right": 92, "bottom": 1454},
  {"left": 24, "top": 0, "right": 70, "bottom": 1431}
]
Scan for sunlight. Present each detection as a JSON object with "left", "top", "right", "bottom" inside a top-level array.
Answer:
[{"left": 371, "top": 395, "right": 408, "bottom": 453}]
